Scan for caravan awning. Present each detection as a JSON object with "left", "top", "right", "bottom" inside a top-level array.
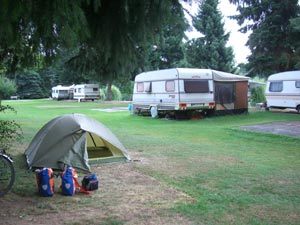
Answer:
[{"left": 212, "top": 70, "right": 249, "bottom": 82}]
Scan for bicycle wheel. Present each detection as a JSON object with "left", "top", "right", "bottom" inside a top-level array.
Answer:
[{"left": 0, "top": 155, "right": 15, "bottom": 197}]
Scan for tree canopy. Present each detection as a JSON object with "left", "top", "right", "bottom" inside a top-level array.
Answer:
[
  {"left": 0, "top": 0, "right": 88, "bottom": 73},
  {"left": 2, "top": 0, "right": 299, "bottom": 89},
  {"left": 0, "top": 0, "right": 194, "bottom": 101},
  {"left": 229, "top": 0, "right": 300, "bottom": 77},
  {"left": 0, "top": 0, "right": 187, "bottom": 76}
]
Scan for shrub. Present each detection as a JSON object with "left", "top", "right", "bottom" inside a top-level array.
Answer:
[
  {"left": 103, "top": 85, "right": 122, "bottom": 101},
  {"left": 16, "top": 69, "right": 47, "bottom": 99},
  {"left": 250, "top": 86, "right": 266, "bottom": 106},
  {"left": 119, "top": 81, "right": 134, "bottom": 101},
  {"left": 0, "top": 105, "right": 23, "bottom": 151},
  {"left": 0, "top": 75, "right": 16, "bottom": 101},
  {"left": 100, "top": 88, "right": 106, "bottom": 100}
]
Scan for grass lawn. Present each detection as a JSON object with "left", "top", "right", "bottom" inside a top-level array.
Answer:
[{"left": 1, "top": 99, "right": 300, "bottom": 225}]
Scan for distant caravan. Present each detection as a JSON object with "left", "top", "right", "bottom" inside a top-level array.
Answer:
[
  {"left": 265, "top": 70, "right": 300, "bottom": 113},
  {"left": 73, "top": 84, "right": 100, "bottom": 102},
  {"left": 132, "top": 68, "right": 249, "bottom": 119},
  {"left": 51, "top": 84, "right": 100, "bottom": 102},
  {"left": 51, "top": 85, "right": 74, "bottom": 100}
]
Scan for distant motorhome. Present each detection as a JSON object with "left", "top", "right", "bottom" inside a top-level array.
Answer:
[
  {"left": 51, "top": 85, "right": 74, "bottom": 100},
  {"left": 132, "top": 68, "right": 249, "bottom": 119},
  {"left": 73, "top": 84, "right": 100, "bottom": 102},
  {"left": 265, "top": 70, "right": 300, "bottom": 113}
]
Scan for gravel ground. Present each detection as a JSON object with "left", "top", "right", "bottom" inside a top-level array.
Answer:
[{"left": 239, "top": 121, "right": 300, "bottom": 137}]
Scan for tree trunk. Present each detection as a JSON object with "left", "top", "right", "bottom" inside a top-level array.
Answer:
[{"left": 106, "top": 80, "right": 112, "bottom": 101}]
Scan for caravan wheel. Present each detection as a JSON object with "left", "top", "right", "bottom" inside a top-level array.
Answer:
[{"left": 296, "top": 105, "right": 300, "bottom": 114}]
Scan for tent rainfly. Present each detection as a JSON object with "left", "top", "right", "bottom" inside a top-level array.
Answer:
[{"left": 25, "top": 113, "right": 130, "bottom": 173}]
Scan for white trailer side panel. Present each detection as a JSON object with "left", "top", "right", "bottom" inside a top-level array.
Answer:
[
  {"left": 51, "top": 85, "right": 72, "bottom": 100},
  {"left": 265, "top": 71, "right": 300, "bottom": 112},
  {"left": 132, "top": 68, "right": 215, "bottom": 114},
  {"left": 74, "top": 84, "right": 100, "bottom": 101}
]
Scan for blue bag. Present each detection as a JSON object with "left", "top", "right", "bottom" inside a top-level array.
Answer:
[
  {"left": 61, "top": 167, "right": 75, "bottom": 196},
  {"left": 35, "top": 168, "right": 55, "bottom": 197},
  {"left": 61, "top": 167, "right": 90, "bottom": 196}
]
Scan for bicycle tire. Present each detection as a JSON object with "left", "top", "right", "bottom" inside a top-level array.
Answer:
[{"left": 0, "top": 155, "right": 15, "bottom": 197}]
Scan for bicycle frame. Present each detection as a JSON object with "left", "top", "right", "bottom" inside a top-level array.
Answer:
[{"left": 0, "top": 153, "right": 13, "bottom": 163}]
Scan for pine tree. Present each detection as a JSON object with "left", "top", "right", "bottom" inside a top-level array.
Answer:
[
  {"left": 144, "top": 1, "right": 188, "bottom": 70},
  {"left": 185, "top": 0, "right": 235, "bottom": 71},
  {"left": 229, "top": 0, "right": 300, "bottom": 77}
]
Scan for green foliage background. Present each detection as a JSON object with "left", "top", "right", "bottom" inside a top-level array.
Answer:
[
  {"left": 0, "top": 75, "right": 16, "bottom": 101},
  {"left": 250, "top": 86, "right": 266, "bottom": 105}
]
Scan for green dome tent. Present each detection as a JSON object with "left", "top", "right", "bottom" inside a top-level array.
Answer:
[{"left": 25, "top": 113, "right": 130, "bottom": 173}]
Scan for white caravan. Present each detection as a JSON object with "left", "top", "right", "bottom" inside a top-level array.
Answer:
[
  {"left": 265, "top": 70, "right": 300, "bottom": 113},
  {"left": 132, "top": 68, "right": 249, "bottom": 118},
  {"left": 51, "top": 85, "right": 74, "bottom": 100},
  {"left": 73, "top": 84, "right": 100, "bottom": 102}
]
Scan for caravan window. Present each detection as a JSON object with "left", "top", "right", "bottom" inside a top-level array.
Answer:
[
  {"left": 269, "top": 81, "right": 283, "bottom": 92},
  {"left": 144, "top": 82, "right": 152, "bottom": 92},
  {"left": 137, "top": 82, "right": 144, "bottom": 92},
  {"left": 184, "top": 80, "right": 209, "bottom": 93},
  {"left": 93, "top": 88, "right": 98, "bottom": 91},
  {"left": 165, "top": 80, "right": 175, "bottom": 92},
  {"left": 296, "top": 81, "right": 300, "bottom": 88},
  {"left": 59, "top": 90, "right": 68, "bottom": 94}
]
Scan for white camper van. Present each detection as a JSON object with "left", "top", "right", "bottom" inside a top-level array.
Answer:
[
  {"left": 265, "top": 70, "right": 300, "bottom": 113},
  {"left": 51, "top": 85, "right": 74, "bottom": 100},
  {"left": 132, "top": 68, "right": 249, "bottom": 118},
  {"left": 73, "top": 84, "right": 100, "bottom": 102}
]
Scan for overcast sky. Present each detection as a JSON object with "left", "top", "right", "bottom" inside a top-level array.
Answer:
[{"left": 182, "top": 0, "right": 251, "bottom": 64}]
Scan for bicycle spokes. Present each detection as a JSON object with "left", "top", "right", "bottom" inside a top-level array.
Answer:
[{"left": 0, "top": 155, "right": 15, "bottom": 197}]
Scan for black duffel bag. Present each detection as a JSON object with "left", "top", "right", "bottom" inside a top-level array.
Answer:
[{"left": 81, "top": 174, "right": 98, "bottom": 191}]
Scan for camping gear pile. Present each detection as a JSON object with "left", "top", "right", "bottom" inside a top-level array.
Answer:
[{"left": 36, "top": 166, "right": 98, "bottom": 197}]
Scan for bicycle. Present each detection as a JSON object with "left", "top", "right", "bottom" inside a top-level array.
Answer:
[{"left": 0, "top": 148, "right": 15, "bottom": 197}]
